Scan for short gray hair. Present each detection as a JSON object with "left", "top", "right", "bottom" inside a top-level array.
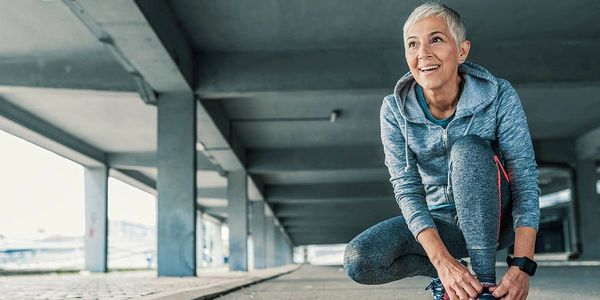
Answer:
[{"left": 403, "top": 2, "right": 466, "bottom": 48}]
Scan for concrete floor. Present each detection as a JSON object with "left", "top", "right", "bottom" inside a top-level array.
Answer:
[
  {"left": 216, "top": 264, "right": 600, "bottom": 300},
  {"left": 0, "top": 265, "right": 298, "bottom": 300}
]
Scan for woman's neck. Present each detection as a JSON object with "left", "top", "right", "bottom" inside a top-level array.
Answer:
[{"left": 422, "top": 75, "right": 462, "bottom": 119}]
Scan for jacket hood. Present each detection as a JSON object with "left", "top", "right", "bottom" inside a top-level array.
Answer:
[{"left": 393, "top": 61, "right": 499, "bottom": 123}]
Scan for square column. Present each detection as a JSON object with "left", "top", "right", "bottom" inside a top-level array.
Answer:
[
  {"left": 212, "top": 220, "right": 224, "bottom": 268},
  {"left": 250, "top": 201, "right": 267, "bottom": 269},
  {"left": 196, "top": 212, "right": 204, "bottom": 269},
  {"left": 574, "top": 160, "right": 600, "bottom": 259},
  {"left": 227, "top": 170, "right": 248, "bottom": 271},
  {"left": 84, "top": 166, "right": 108, "bottom": 272},
  {"left": 265, "top": 214, "right": 275, "bottom": 267},
  {"left": 275, "top": 224, "right": 282, "bottom": 266},
  {"left": 157, "top": 92, "right": 197, "bottom": 276}
]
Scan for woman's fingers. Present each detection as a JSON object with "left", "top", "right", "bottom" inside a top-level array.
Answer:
[
  {"left": 491, "top": 282, "right": 509, "bottom": 298},
  {"left": 451, "top": 286, "right": 469, "bottom": 300},
  {"left": 449, "top": 276, "right": 478, "bottom": 300},
  {"left": 462, "top": 282, "right": 479, "bottom": 299}
]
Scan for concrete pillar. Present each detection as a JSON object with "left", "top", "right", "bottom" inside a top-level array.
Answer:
[
  {"left": 574, "top": 160, "right": 600, "bottom": 259},
  {"left": 303, "top": 246, "right": 308, "bottom": 263},
  {"left": 227, "top": 170, "right": 248, "bottom": 271},
  {"left": 213, "top": 221, "right": 224, "bottom": 267},
  {"left": 287, "top": 239, "right": 292, "bottom": 264},
  {"left": 562, "top": 216, "right": 571, "bottom": 253},
  {"left": 265, "top": 215, "right": 275, "bottom": 267},
  {"left": 567, "top": 178, "right": 580, "bottom": 256},
  {"left": 275, "top": 225, "right": 283, "bottom": 266},
  {"left": 157, "top": 92, "right": 197, "bottom": 276},
  {"left": 282, "top": 231, "right": 289, "bottom": 265},
  {"left": 273, "top": 226, "right": 279, "bottom": 266},
  {"left": 196, "top": 212, "right": 204, "bottom": 269},
  {"left": 84, "top": 166, "right": 108, "bottom": 272},
  {"left": 250, "top": 201, "right": 267, "bottom": 269}
]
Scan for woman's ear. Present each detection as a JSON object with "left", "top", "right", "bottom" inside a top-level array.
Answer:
[{"left": 458, "top": 40, "right": 471, "bottom": 63}]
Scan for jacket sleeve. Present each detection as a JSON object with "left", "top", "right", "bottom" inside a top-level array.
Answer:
[
  {"left": 496, "top": 80, "right": 541, "bottom": 230},
  {"left": 380, "top": 96, "right": 436, "bottom": 239}
]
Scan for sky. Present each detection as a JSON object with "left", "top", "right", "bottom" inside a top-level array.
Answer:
[{"left": 0, "top": 129, "right": 155, "bottom": 240}]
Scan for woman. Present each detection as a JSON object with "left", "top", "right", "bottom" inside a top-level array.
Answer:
[{"left": 343, "top": 2, "right": 540, "bottom": 300}]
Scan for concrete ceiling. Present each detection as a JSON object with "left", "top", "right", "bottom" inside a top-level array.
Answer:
[{"left": 0, "top": 0, "right": 599, "bottom": 245}]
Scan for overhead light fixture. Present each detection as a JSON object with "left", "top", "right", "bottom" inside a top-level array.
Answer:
[
  {"left": 330, "top": 109, "right": 340, "bottom": 123},
  {"left": 231, "top": 109, "right": 342, "bottom": 124}
]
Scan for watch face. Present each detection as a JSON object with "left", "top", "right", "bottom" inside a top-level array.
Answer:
[
  {"left": 507, "top": 256, "right": 537, "bottom": 276},
  {"left": 523, "top": 258, "right": 537, "bottom": 275}
]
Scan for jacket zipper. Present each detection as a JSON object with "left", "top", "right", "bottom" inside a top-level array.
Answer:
[{"left": 435, "top": 126, "right": 449, "bottom": 204}]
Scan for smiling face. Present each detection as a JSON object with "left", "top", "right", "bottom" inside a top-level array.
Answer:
[{"left": 404, "top": 16, "right": 470, "bottom": 93}]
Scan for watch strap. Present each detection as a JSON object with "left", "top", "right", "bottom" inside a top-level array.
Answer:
[{"left": 506, "top": 255, "right": 537, "bottom": 276}]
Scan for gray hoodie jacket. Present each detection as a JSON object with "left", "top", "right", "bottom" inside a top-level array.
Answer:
[{"left": 380, "top": 61, "right": 540, "bottom": 239}]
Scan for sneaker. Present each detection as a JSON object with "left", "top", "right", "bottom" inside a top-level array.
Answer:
[
  {"left": 477, "top": 284, "right": 498, "bottom": 300},
  {"left": 425, "top": 278, "right": 449, "bottom": 300}
]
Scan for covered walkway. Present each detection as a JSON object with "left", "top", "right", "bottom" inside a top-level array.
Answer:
[
  {"left": 1, "top": 1, "right": 600, "bottom": 299},
  {"left": 0, "top": 263, "right": 599, "bottom": 299},
  {"left": 217, "top": 265, "right": 600, "bottom": 300}
]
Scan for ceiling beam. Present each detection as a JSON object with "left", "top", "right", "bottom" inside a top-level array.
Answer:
[
  {"left": 107, "top": 151, "right": 218, "bottom": 171},
  {"left": 0, "top": 53, "right": 136, "bottom": 92},
  {"left": 280, "top": 215, "right": 391, "bottom": 227},
  {"left": 290, "top": 233, "right": 357, "bottom": 245},
  {"left": 110, "top": 169, "right": 157, "bottom": 195},
  {"left": 273, "top": 201, "right": 399, "bottom": 218},
  {"left": 67, "top": 0, "right": 193, "bottom": 93},
  {"left": 67, "top": 0, "right": 265, "bottom": 201},
  {"left": 248, "top": 146, "right": 384, "bottom": 173},
  {"left": 0, "top": 96, "right": 105, "bottom": 167},
  {"left": 196, "top": 40, "right": 600, "bottom": 98},
  {"left": 202, "top": 206, "right": 227, "bottom": 217},
  {"left": 0, "top": 95, "right": 159, "bottom": 194},
  {"left": 197, "top": 187, "right": 227, "bottom": 199},
  {"left": 267, "top": 182, "right": 393, "bottom": 203}
]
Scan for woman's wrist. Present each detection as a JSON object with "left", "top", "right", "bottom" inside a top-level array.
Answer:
[
  {"left": 417, "top": 228, "right": 457, "bottom": 269},
  {"left": 430, "top": 251, "right": 455, "bottom": 268}
]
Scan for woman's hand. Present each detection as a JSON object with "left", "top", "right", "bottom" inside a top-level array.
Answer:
[
  {"left": 489, "top": 267, "right": 529, "bottom": 299},
  {"left": 435, "top": 255, "right": 483, "bottom": 300},
  {"left": 417, "top": 228, "right": 483, "bottom": 300}
]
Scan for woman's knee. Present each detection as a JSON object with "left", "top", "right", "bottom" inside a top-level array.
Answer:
[
  {"left": 450, "top": 135, "right": 490, "bottom": 162},
  {"left": 450, "top": 135, "right": 496, "bottom": 174},
  {"left": 343, "top": 240, "right": 378, "bottom": 285}
]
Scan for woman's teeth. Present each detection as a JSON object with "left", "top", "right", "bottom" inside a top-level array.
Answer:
[{"left": 420, "top": 65, "right": 440, "bottom": 71}]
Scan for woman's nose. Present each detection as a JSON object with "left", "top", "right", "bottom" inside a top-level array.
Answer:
[{"left": 417, "top": 43, "right": 433, "bottom": 59}]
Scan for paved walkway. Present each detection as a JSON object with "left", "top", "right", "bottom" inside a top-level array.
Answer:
[
  {"left": 0, "top": 265, "right": 298, "bottom": 300},
  {"left": 1, "top": 264, "right": 598, "bottom": 299},
  {"left": 216, "top": 264, "right": 600, "bottom": 300}
]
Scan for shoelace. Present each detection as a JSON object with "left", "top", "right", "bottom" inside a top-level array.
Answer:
[
  {"left": 477, "top": 286, "right": 498, "bottom": 300},
  {"left": 425, "top": 279, "right": 448, "bottom": 300}
]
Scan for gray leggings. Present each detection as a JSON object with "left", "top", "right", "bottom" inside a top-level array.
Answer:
[{"left": 344, "top": 135, "right": 514, "bottom": 284}]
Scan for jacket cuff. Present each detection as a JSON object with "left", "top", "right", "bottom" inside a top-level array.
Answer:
[
  {"left": 512, "top": 214, "right": 539, "bottom": 231},
  {"left": 406, "top": 212, "right": 437, "bottom": 241}
]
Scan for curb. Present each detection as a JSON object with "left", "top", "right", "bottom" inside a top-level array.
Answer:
[{"left": 142, "top": 264, "right": 302, "bottom": 300}]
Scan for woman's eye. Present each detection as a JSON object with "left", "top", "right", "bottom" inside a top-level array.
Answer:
[
  {"left": 407, "top": 42, "right": 416, "bottom": 48},
  {"left": 432, "top": 37, "right": 443, "bottom": 43}
]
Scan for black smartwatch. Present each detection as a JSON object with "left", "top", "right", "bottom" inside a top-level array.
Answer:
[{"left": 506, "top": 255, "right": 537, "bottom": 276}]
